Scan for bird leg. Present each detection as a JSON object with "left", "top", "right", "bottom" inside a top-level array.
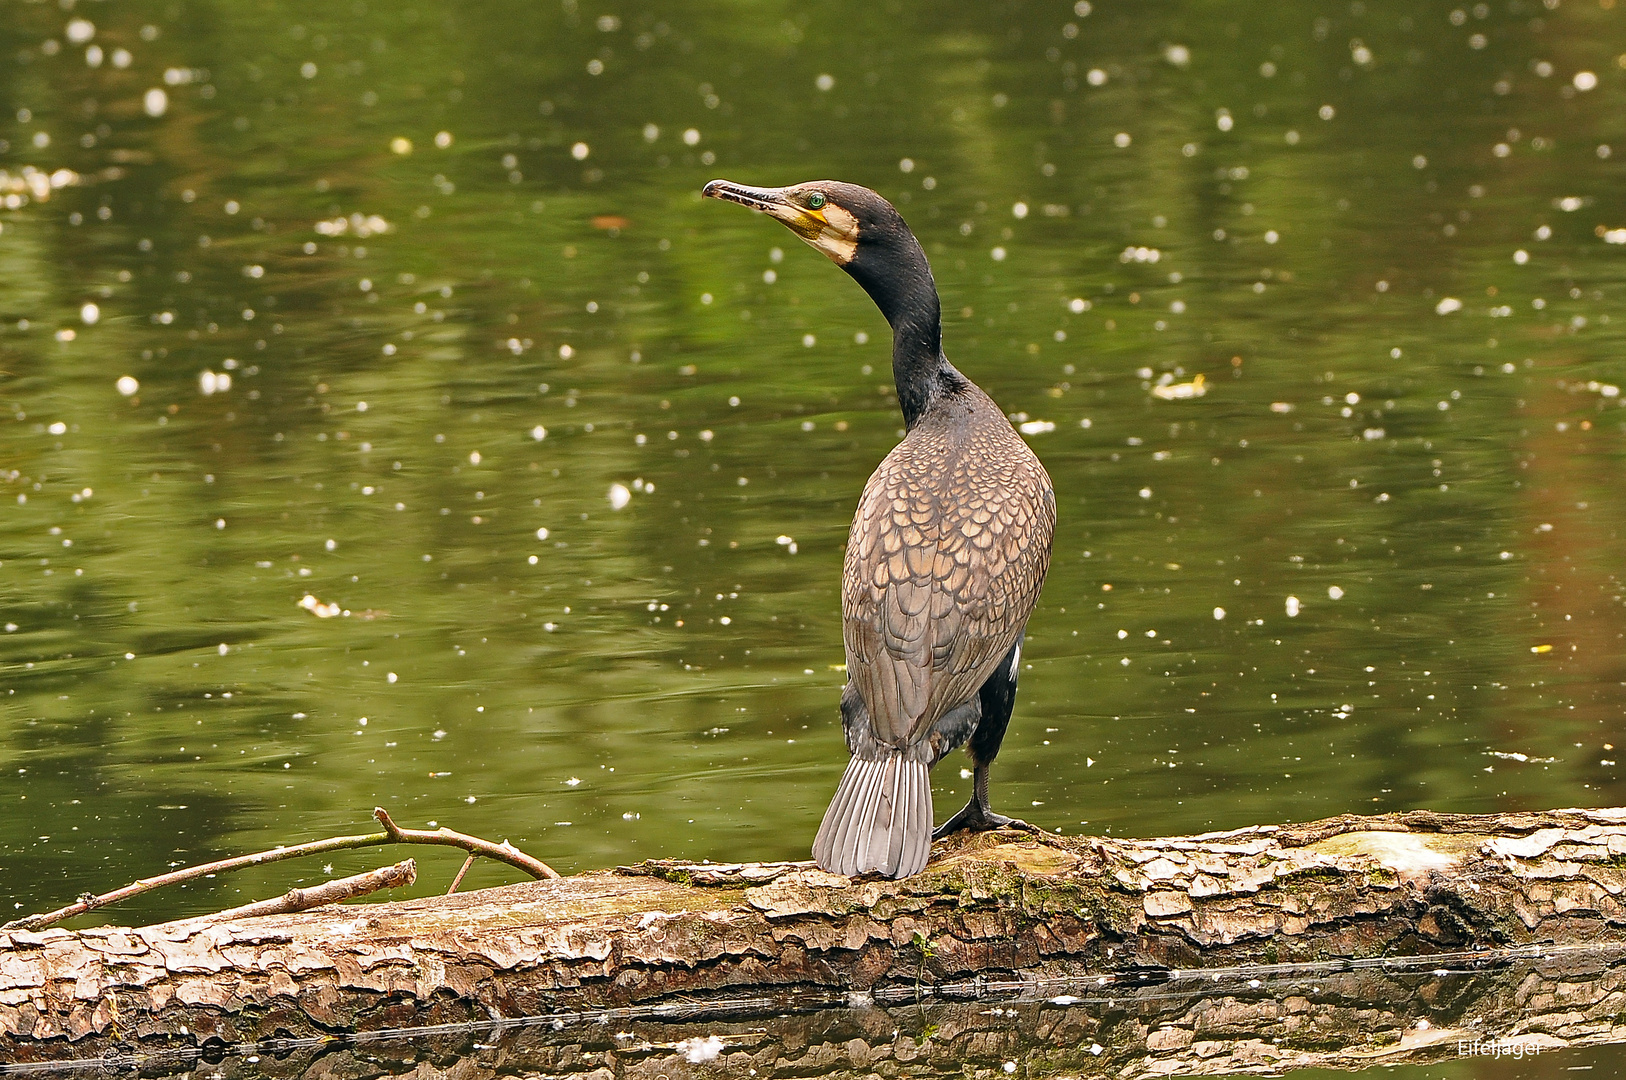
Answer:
[{"left": 932, "top": 764, "right": 1039, "bottom": 839}]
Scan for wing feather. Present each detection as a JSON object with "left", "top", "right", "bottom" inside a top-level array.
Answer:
[{"left": 843, "top": 387, "right": 1055, "bottom": 755}]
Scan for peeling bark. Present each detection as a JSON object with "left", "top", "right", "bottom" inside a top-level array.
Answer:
[{"left": 4, "top": 807, "right": 1626, "bottom": 1070}]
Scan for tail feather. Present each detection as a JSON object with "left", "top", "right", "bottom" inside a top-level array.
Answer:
[{"left": 812, "top": 754, "right": 933, "bottom": 879}]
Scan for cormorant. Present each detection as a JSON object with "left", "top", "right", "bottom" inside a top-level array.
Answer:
[{"left": 703, "top": 178, "right": 1056, "bottom": 879}]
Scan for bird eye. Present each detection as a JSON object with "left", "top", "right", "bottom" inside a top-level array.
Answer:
[{"left": 805, "top": 192, "right": 827, "bottom": 210}]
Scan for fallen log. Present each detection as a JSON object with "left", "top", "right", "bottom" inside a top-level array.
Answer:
[{"left": 5, "top": 807, "right": 1626, "bottom": 1070}]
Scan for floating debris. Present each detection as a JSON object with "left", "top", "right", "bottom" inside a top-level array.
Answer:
[
  {"left": 608, "top": 483, "right": 632, "bottom": 510},
  {"left": 199, "top": 369, "right": 231, "bottom": 395},
  {"left": 298, "top": 594, "right": 343, "bottom": 618},
  {"left": 675, "top": 1036, "right": 724, "bottom": 1065},
  {"left": 1151, "top": 374, "right": 1207, "bottom": 400},
  {"left": 1018, "top": 419, "right": 1056, "bottom": 434},
  {"left": 1285, "top": 595, "right": 1302, "bottom": 617},
  {"left": 776, "top": 534, "right": 799, "bottom": 554},
  {"left": 1486, "top": 750, "right": 1558, "bottom": 763},
  {"left": 315, "top": 213, "right": 391, "bottom": 238},
  {"left": 1435, "top": 297, "right": 1464, "bottom": 315},
  {"left": 0, "top": 166, "right": 80, "bottom": 207}
]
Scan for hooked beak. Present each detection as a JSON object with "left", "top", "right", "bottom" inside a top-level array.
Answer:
[{"left": 702, "top": 178, "right": 859, "bottom": 265}]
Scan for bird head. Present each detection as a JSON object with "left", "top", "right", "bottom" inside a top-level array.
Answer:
[
  {"left": 702, "top": 179, "right": 910, "bottom": 269},
  {"left": 703, "top": 178, "right": 937, "bottom": 340}
]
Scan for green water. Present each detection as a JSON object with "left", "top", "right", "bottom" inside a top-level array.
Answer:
[{"left": 1, "top": 0, "right": 1624, "bottom": 949}]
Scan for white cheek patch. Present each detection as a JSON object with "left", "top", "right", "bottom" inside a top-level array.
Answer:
[{"left": 805, "top": 203, "right": 859, "bottom": 264}]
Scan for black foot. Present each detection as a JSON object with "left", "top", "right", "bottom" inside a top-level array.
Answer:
[{"left": 932, "top": 798, "right": 1040, "bottom": 840}]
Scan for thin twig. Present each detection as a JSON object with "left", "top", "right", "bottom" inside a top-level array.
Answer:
[
  {"left": 372, "top": 807, "right": 559, "bottom": 880},
  {"left": 154, "top": 860, "right": 418, "bottom": 928},
  {"left": 447, "top": 853, "right": 477, "bottom": 895},
  {"left": 3, "top": 808, "right": 557, "bottom": 933}
]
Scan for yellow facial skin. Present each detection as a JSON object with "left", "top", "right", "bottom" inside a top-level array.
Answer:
[{"left": 702, "top": 180, "right": 859, "bottom": 265}]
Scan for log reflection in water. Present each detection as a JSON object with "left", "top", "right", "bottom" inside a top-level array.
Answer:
[{"left": 41, "top": 943, "right": 1626, "bottom": 1080}]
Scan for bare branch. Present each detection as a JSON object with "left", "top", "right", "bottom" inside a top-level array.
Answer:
[
  {"left": 154, "top": 860, "right": 418, "bottom": 927},
  {"left": 373, "top": 806, "right": 559, "bottom": 880},
  {"left": 3, "top": 809, "right": 556, "bottom": 933}
]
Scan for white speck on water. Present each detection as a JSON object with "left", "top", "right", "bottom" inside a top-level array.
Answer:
[
  {"left": 143, "top": 88, "right": 169, "bottom": 117},
  {"left": 79, "top": 303, "right": 99, "bottom": 325},
  {"left": 776, "top": 535, "right": 799, "bottom": 554},
  {"left": 1264, "top": 230, "right": 1279, "bottom": 244},
  {"left": 198, "top": 370, "right": 231, "bottom": 394},
  {"left": 1216, "top": 109, "right": 1233, "bottom": 132},
  {"left": 565, "top": 776, "right": 581, "bottom": 786},
  {"left": 763, "top": 269, "right": 777, "bottom": 283},
  {"left": 1069, "top": 297, "right": 1091, "bottom": 313},
  {"left": 116, "top": 376, "right": 139, "bottom": 396},
  {"left": 1574, "top": 71, "right": 1599, "bottom": 91},
  {"left": 1328, "top": 585, "right": 1345, "bottom": 600},
  {"left": 1018, "top": 419, "right": 1055, "bottom": 435},
  {"left": 1435, "top": 297, "right": 1463, "bottom": 315},
  {"left": 699, "top": 429, "right": 714, "bottom": 441},
  {"left": 1556, "top": 196, "right": 1584, "bottom": 212},
  {"left": 961, "top": 767, "right": 973, "bottom": 779},
  {"left": 816, "top": 73, "right": 835, "bottom": 91},
  {"left": 1285, "top": 596, "right": 1301, "bottom": 617},
  {"left": 802, "top": 334, "right": 816, "bottom": 347},
  {"left": 1164, "top": 44, "right": 1191, "bottom": 66},
  {"left": 1138, "top": 487, "right": 1152, "bottom": 499},
  {"left": 898, "top": 157, "right": 915, "bottom": 173},
  {"left": 1113, "top": 132, "right": 1131, "bottom": 147},
  {"left": 1319, "top": 105, "right": 1335, "bottom": 120},
  {"left": 682, "top": 128, "right": 701, "bottom": 146},
  {"left": 608, "top": 483, "right": 632, "bottom": 510},
  {"left": 571, "top": 142, "right": 590, "bottom": 160},
  {"left": 1513, "top": 249, "right": 1530, "bottom": 264},
  {"left": 1214, "top": 607, "right": 1226, "bottom": 620},
  {"left": 1012, "top": 201, "right": 1029, "bottom": 219},
  {"left": 435, "top": 131, "right": 453, "bottom": 148},
  {"left": 215, "top": 519, "right": 225, "bottom": 530},
  {"left": 324, "top": 539, "right": 337, "bottom": 552},
  {"left": 991, "top": 246, "right": 1007, "bottom": 261},
  {"left": 66, "top": 18, "right": 95, "bottom": 43},
  {"left": 300, "top": 61, "right": 317, "bottom": 79},
  {"left": 390, "top": 136, "right": 413, "bottom": 154},
  {"left": 536, "top": 527, "right": 550, "bottom": 541},
  {"left": 1087, "top": 67, "right": 1107, "bottom": 85}
]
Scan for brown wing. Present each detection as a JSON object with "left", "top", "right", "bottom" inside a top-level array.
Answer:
[{"left": 843, "top": 399, "right": 1054, "bottom": 751}]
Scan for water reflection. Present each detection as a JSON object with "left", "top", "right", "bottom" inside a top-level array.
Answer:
[
  {"left": 35, "top": 944, "right": 1626, "bottom": 1078},
  {"left": 1, "top": 0, "right": 1624, "bottom": 939}
]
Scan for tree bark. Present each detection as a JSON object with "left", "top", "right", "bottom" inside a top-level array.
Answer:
[{"left": 4, "top": 807, "right": 1626, "bottom": 1071}]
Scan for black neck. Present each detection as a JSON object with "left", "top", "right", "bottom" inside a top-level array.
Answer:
[{"left": 842, "top": 234, "right": 958, "bottom": 429}]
